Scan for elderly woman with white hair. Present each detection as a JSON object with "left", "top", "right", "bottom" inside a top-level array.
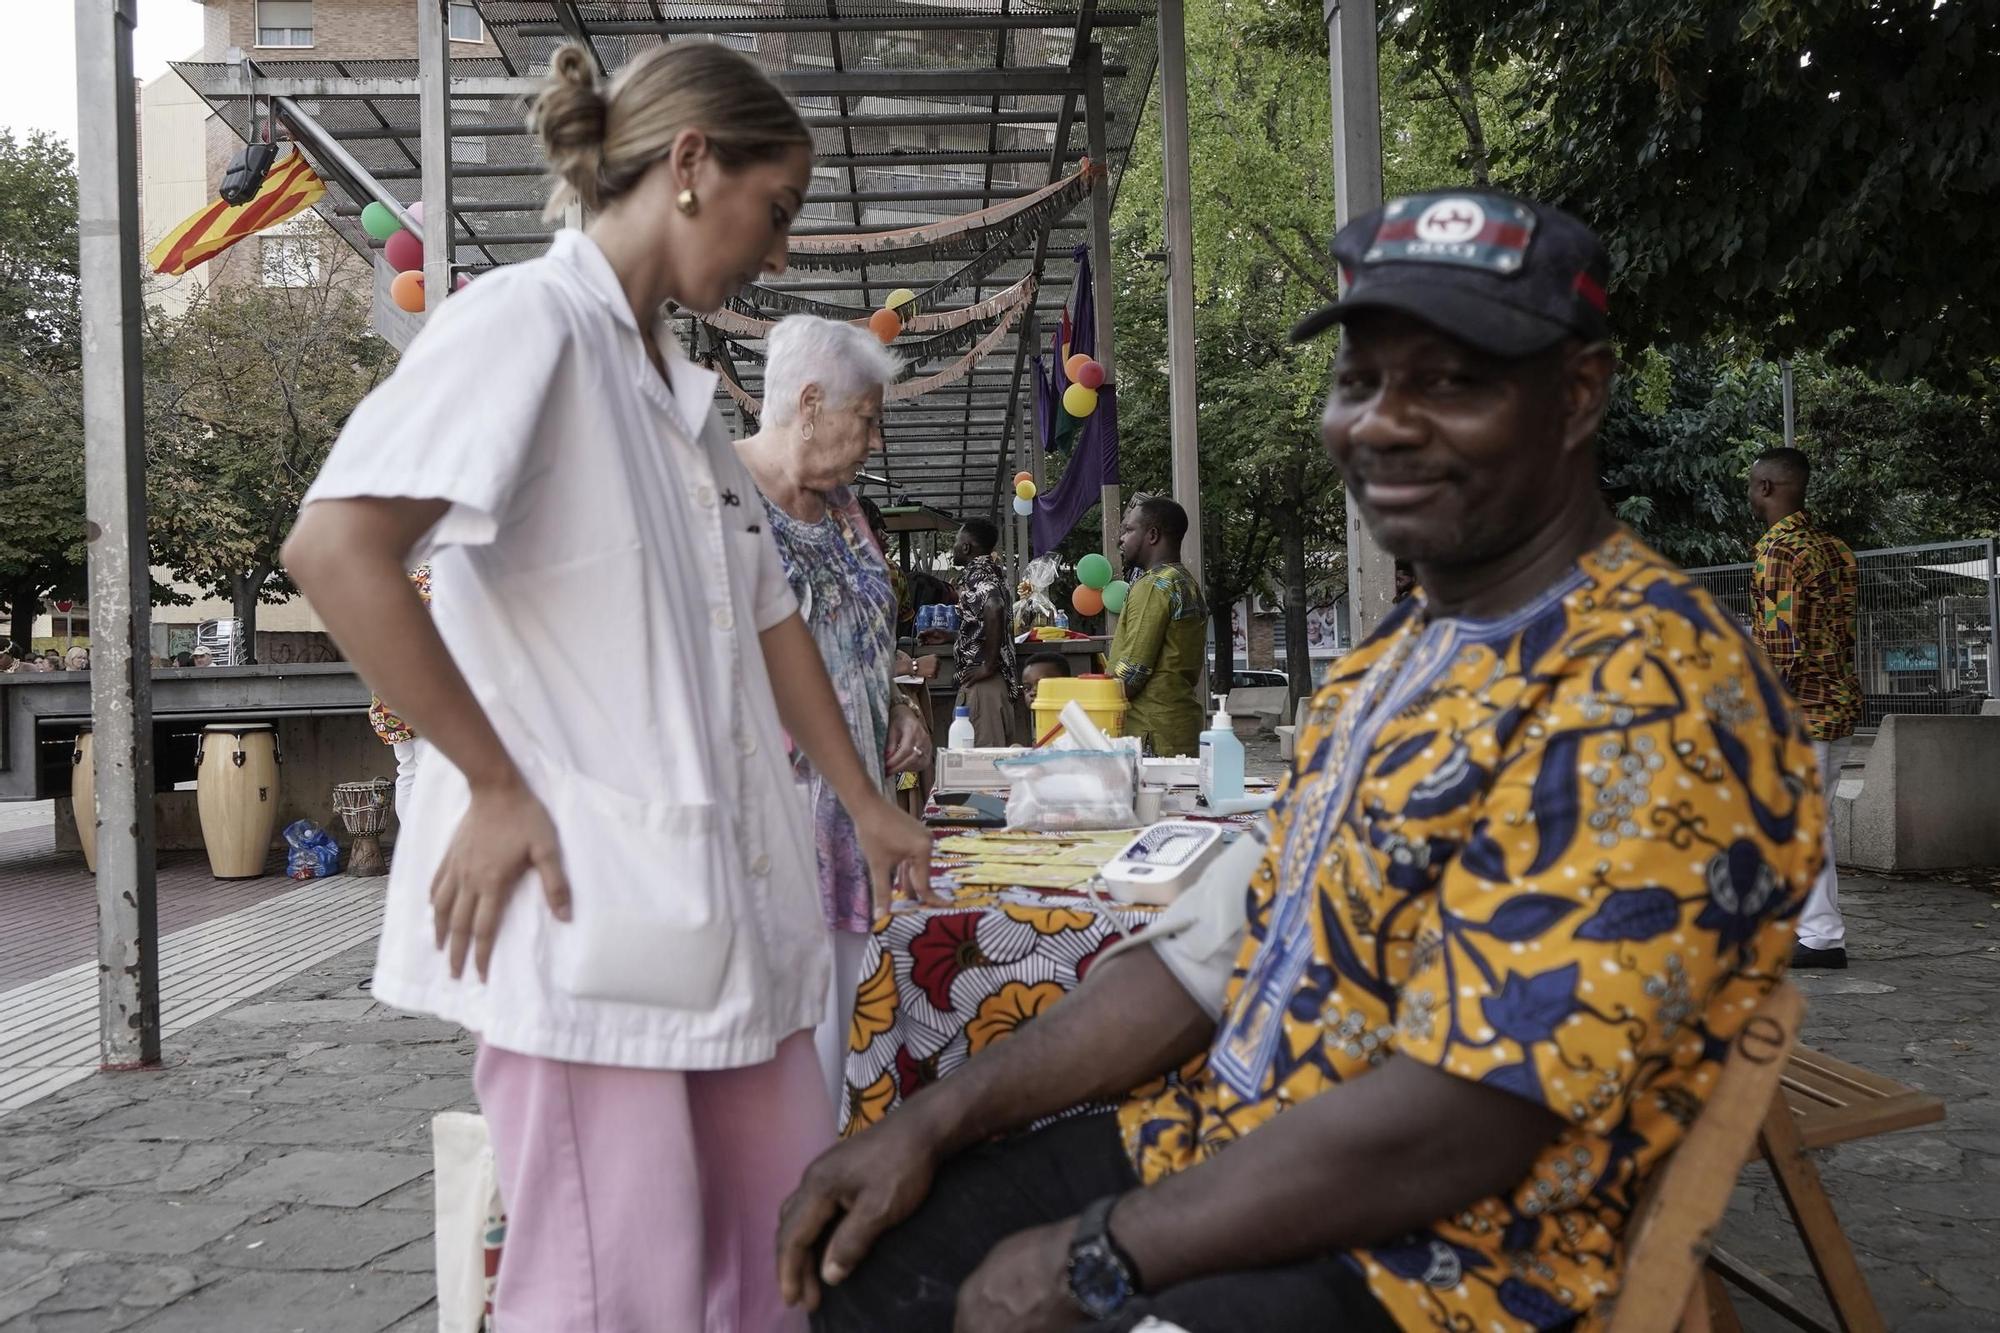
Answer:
[{"left": 737, "top": 314, "right": 929, "bottom": 1110}]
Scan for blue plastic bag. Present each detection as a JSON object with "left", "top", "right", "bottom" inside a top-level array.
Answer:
[{"left": 284, "top": 819, "right": 341, "bottom": 880}]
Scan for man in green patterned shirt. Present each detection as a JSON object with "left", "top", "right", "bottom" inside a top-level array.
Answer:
[
  {"left": 1750, "top": 446, "right": 1860, "bottom": 968},
  {"left": 1107, "top": 496, "right": 1209, "bottom": 757}
]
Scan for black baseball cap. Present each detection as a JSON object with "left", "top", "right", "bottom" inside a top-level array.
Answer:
[{"left": 1290, "top": 191, "right": 1611, "bottom": 357}]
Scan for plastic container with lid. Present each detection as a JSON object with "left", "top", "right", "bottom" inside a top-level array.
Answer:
[{"left": 1030, "top": 674, "right": 1127, "bottom": 747}]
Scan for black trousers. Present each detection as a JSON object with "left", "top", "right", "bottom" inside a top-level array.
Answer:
[{"left": 810, "top": 1113, "right": 1401, "bottom": 1333}]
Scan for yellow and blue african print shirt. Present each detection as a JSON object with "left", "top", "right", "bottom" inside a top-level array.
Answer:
[{"left": 1118, "top": 530, "right": 1821, "bottom": 1331}]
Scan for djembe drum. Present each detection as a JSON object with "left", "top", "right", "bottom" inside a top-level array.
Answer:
[
  {"left": 71, "top": 727, "right": 96, "bottom": 873},
  {"left": 196, "top": 723, "right": 280, "bottom": 878},
  {"left": 332, "top": 778, "right": 395, "bottom": 877}
]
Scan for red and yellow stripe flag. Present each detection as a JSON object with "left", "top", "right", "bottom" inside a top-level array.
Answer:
[{"left": 148, "top": 150, "right": 328, "bottom": 276}]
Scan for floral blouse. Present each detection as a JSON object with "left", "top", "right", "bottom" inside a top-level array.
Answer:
[{"left": 762, "top": 487, "right": 899, "bottom": 934}]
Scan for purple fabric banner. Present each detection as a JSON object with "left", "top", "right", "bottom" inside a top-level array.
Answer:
[{"left": 1031, "top": 385, "right": 1118, "bottom": 555}]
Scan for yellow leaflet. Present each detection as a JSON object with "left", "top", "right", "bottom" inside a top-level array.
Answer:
[{"left": 955, "top": 862, "right": 1100, "bottom": 890}]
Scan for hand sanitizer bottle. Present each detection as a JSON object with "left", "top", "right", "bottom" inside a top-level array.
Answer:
[
  {"left": 948, "top": 706, "right": 977, "bottom": 751},
  {"left": 1199, "top": 695, "right": 1244, "bottom": 807}
]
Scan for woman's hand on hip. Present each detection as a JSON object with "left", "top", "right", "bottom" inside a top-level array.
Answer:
[{"left": 431, "top": 773, "right": 571, "bottom": 980}]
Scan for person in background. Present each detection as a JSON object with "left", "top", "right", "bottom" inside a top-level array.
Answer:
[
  {"left": 1019, "top": 650, "right": 1072, "bottom": 713},
  {"left": 42, "top": 650, "right": 62, "bottom": 670},
  {"left": 63, "top": 647, "right": 90, "bottom": 672},
  {"left": 1392, "top": 560, "right": 1416, "bottom": 603},
  {"left": 368, "top": 565, "right": 434, "bottom": 819},
  {"left": 952, "top": 518, "right": 1020, "bottom": 746},
  {"left": 190, "top": 648, "right": 213, "bottom": 668},
  {"left": 735, "top": 313, "right": 934, "bottom": 1111},
  {"left": 779, "top": 191, "right": 1818, "bottom": 1333},
  {"left": 0, "top": 645, "right": 17, "bottom": 673},
  {"left": 281, "top": 41, "right": 930, "bottom": 1332},
  {"left": 172, "top": 651, "right": 195, "bottom": 668},
  {"left": 859, "top": 495, "right": 914, "bottom": 635},
  {"left": 1108, "top": 496, "right": 1209, "bottom": 757},
  {"left": 1750, "top": 446, "right": 1861, "bottom": 969}
]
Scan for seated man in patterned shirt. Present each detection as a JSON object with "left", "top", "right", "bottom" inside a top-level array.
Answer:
[{"left": 778, "top": 192, "right": 1821, "bottom": 1333}]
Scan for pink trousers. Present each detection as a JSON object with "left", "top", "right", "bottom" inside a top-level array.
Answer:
[{"left": 474, "top": 1032, "right": 832, "bottom": 1333}]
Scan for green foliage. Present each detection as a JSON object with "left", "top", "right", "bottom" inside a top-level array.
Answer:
[
  {"left": 145, "top": 237, "right": 394, "bottom": 641},
  {"left": 0, "top": 129, "right": 85, "bottom": 647},
  {"left": 1392, "top": 0, "right": 2000, "bottom": 383}
]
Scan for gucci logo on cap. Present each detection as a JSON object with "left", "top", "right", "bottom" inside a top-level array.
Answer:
[{"left": 1416, "top": 198, "right": 1486, "bottom": 244}]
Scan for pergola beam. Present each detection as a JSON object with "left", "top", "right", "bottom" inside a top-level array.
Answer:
[
  {"left": 500, "top": 11, "right": 1145, "bottom": 34},
  {"left": 208, "top": 67, "right": 1125, "bottom": 100}
]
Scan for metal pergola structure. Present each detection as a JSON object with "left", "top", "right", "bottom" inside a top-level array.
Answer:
[
  {"left": 72, "top": 0, "right": 1388, "bottom": 1070},
  {"left": 167, "top": 0, "right": 1169, "bottom": 534}
]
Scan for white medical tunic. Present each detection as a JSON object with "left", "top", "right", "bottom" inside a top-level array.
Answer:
[{"left": 303, "top": 230, "right": 824, "bottom": 1070}]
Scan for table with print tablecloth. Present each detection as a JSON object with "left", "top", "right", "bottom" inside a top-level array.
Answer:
[{"left": 836, "top": 830, "right": 1164, "bottom": 1137}]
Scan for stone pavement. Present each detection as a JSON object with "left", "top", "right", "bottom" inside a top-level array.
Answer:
[{"left": 0, "top": 871, "right": 1993, "bottom": 1330}]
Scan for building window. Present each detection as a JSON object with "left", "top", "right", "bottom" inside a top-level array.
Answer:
[
  {"left": 255, "top": 0, "right": 313, "bottom": 47},
  {"left": 448, "top": 2, "right": 483, "bottom": 43}
]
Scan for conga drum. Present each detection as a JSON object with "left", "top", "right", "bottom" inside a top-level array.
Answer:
[
  {"left": 71, "top": 727, "right": 95, "bottom": 873},
  {"left": 196, "top": 723, "right": 281, "bottom": 878}
]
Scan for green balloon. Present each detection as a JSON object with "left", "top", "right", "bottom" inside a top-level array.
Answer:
[
  {"left": 1102, "top": 579, "right": 1130, "bottom": 614},
  {"left": 1076, "top": 552, "right": 1114, "bottom": 590},
  {"left": 360, "top": 201, "right": 401, "bottom": 241}
]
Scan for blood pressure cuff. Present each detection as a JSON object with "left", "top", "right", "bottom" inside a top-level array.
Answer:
[{"left": 1088, "top": 818, "right": 1266, "bottom": 1020}]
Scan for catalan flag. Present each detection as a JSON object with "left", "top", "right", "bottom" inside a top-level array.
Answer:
[{"left": 148, "top": 150, "right": 328, "bottom": 276}]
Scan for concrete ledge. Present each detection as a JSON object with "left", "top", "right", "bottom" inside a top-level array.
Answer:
[{"left": 1834, "top": 714, "right": 2000, "bottom": 871}]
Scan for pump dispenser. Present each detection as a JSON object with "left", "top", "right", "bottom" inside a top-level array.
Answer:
[{"left": 1198, "top": 694, "right": 1245, "bottom": 806}]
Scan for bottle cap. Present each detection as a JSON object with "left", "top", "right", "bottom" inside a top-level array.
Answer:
[{"left": 954, "top": 706, "right": 970, "bottom": 717}]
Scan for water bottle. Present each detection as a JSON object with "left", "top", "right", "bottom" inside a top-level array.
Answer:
[{"left": 947, "top": 706, "right": 977, "bottom": 751}]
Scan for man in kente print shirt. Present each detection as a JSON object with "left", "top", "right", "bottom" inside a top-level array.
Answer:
[{"left": 780, "top": 194, "right": 1820, "bottom": 1333}]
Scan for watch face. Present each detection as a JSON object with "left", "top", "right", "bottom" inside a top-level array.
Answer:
[{"left": 1068, "top": 1243, "right": 1134, "bottom": 1319}]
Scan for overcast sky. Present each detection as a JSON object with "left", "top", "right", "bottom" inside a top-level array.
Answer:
[{"left": 0, "top": 2, "right": 208, "bottom": 146}]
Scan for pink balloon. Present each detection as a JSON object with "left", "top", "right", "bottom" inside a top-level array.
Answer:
[
  {"left": 408, "top": 200, "right": 425, "bottom": 226},
  {"left": 453, "top": 272, "right": 470, "bottom": 291},
  {"left": 1075, "top": 359, "right": 1105, "bottom": 390},
  {"left": 384, "top": 229, "right": 423, "bottom": 273}
]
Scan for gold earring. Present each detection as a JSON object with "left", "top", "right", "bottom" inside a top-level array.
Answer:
[
  {"left": 802, "top": 415, "right": 815, "bottom": 441},
  {"left": 676, "top": 187, "right": 699, "bottom": 217}
]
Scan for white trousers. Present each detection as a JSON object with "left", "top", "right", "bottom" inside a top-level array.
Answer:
[
  {"left": 1799, "top": 740, "right": 1846, "bottom": 950},
  {"left": 814, "top": 927, "right": 874, "bottom": 1123}
]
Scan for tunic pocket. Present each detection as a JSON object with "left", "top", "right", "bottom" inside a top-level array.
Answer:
[{"left": 542, "top": 765, "right": 736, "bottom": 1011}]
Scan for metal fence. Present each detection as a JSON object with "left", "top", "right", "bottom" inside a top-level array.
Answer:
[{"left": 1687, "top": 539, "right": 2000, "bottom": 730}]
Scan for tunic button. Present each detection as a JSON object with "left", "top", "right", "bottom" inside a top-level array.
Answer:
[
  {"left": 696, "top": 485, "right": 716, "bottom": 508},
  {"left": 737, "top": 733, "right": 758, "bottom": 757},
  {"left": 750, "top": 853, "right": 771, "bottom": 876},
  {"left": 714, "top": 607, "right": 735, "bottom": 632}
]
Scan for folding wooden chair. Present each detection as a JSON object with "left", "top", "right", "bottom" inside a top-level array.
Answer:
[{"left": 1608, "top": 982, "right": 1805, "bottom": 1333}]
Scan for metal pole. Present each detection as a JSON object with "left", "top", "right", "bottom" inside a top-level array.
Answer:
[
  {"left": 1987, "top": 539, "right": 1998, "bottom": 703},
  {"left": 1085, "top": 47, "right": 1123, "bottom": 611},
  {"left": 1781, "top": 359, "right": 1796, "bottom": 449},
  {"left": 75, "top": 0, "right": 160, "bottom": 1070},
  {"left": 1326, "top": 0, "right": 1393, "bottom": 642},
  {"left": 419, "top": 0, "right": 455, "bottom": 310},
  {"left": 1158, "top": 0, "right": 1203, "bottom": 590}
]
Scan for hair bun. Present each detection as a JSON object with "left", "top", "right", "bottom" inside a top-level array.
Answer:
[{"left": 532, "top": 43, "right": 610, "bottom": 213}]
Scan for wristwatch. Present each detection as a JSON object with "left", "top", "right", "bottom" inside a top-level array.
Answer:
[{"left": 1066, "top": 1194, "right": 1143, "bottom": 1319}]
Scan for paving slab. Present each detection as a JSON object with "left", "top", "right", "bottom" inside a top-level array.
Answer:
[
  {"left": 17, "top": 1142, "right": 249, "bottom": 1193},
  {"left": 210, "top": 1205, "right": 434, "bottom": 1272},
  {"left": 212, "top": 1150, "right": 433, "bottom": 1209},
  {"left": 116, "top": 1269, "right": 434, "bottom": 1333},
  {"left": 7, "top": 1195, "right": 260, "bottom": 1257}
]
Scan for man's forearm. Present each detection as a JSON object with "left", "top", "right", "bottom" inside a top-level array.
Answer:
[
  {"left": 1110, "top": 1057, "right": 1561, "bottom": 1292},
  {"left": 905, "top": 948, "right": 1214, "bottom": 1155}
]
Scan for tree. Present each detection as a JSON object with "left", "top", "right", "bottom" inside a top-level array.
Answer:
[
  {"left": 145, "top": 236, "right": 394, "bottom": 659},
  {"left": 1392, "top": 0, "right": 2000, "bottom": 384},
  {"left": 0, "top": 129, "right": 86, "bottom": 651}
]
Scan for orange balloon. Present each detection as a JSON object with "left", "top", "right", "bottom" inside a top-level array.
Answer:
[
  {"left": 389, "top": 269, "right": 425, "bottom": 313},
  {"left": 868, "top": 307, "right": 903, "bottom": 343},
  {"left": 1014, "top": 470, "right": 1033, "bottom": 485},
  {"left": 1071, "top": 585, "right": 1104, "bottom": 617},
  {"left": 1065, "top": 352, "right": 1093, "bottom": 383}
]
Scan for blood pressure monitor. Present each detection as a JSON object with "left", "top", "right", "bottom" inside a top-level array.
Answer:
[{"left": 1100, "top": 821, "right": 1229, "bottom": 905}]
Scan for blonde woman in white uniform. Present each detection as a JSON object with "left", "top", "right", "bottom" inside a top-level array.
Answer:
[{"left": 283, "top": 42, "right": 931, "bottom": 1332}]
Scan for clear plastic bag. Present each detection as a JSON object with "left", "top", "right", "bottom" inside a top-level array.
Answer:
[
  {"left": 1012, "top": 554, "right": 1061, "bottom": 636},
  {"left": 998, "top": 749, "right": 1139, "bottom": 831},
  {"left": 284, "top": 819, "right": 341, "bottom": 879}
]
